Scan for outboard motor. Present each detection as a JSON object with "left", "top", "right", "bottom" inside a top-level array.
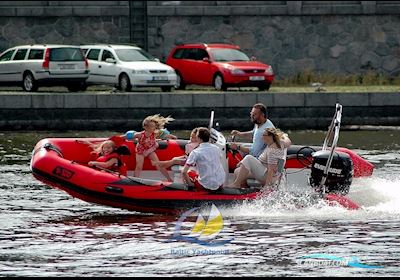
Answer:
[{"left": 309, "top": 150, "right": 353, "bottom": 195}]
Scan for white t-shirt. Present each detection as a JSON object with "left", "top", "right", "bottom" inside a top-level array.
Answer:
[{"left": 185, "top": 143, "right": 225, "bottom": 190}]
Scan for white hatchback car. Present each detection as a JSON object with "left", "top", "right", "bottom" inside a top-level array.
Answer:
[
  {"left": 81, "top": 44, "right": 177, "bottom": 92},
  {"left": 0, "top": 44, "right": 89, "bottom": 92}
]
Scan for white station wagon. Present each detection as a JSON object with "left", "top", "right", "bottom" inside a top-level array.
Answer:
[
  {"left": 0, "top": 44, "right": 89, "bottom": 92},
  {"left": 81, "top": 44, "right": 177, "bottom": 92}
]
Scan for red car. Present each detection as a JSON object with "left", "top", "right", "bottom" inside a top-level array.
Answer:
[{"left": 166, "top": 43, "right": 274, "bottom": 91}]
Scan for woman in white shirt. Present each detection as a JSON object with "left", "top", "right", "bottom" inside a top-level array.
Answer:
[{"left": 227, "top": 128, "right": 291, "bottom": 189}]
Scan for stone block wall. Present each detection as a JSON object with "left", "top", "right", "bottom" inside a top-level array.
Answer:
[
  {"left": 0, "top": 1, "right": 400, "bottom": 79},
  {"left": 0, "top": 1, "right": 130, "bottom": 50},
  {"left": 147, "top": 1, "right": 400, "bottom": 79}
]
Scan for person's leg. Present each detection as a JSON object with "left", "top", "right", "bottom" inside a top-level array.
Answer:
[
  {"left": 134, "top": 154, "right": 144, "bottom": 177},
  {"left": 228, "top": 155, "right": 268, "bottom": 188},
  {"left": 241, "top": 155, "right": 268, "bottom": 185},
  {"left": 227, "top": 165, "right": 250, "bottom": 188},
  {"left": 148, "top": 152, "right": 173, "bottom": 181},
  {"left": 152, "top": 156, "right": 185, "bottom": 169},
  {"left": 152, "top": 159, "right": 170, "bottom": 168}
]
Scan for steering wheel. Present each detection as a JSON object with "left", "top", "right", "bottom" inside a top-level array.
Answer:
[{"left": 296, "top": 146, "right": 316, "bottom": 168}]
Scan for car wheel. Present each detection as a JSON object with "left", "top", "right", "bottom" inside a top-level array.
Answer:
[
  {"left": 175, "top": 72, "right": 186, "bottom": 90},
  {"left": 161, "top": 86, "right": 173, "bottom": 92},
  {"left": 22, "top": 72, "right": 38, "bottom": 92},
  {"left": 258, "top": 83, "right": 271, "bottom": 91},
  {"left": 119, "top": 73, "right": 131, "bottom": 92},
  {"left": 213, "top": 73, "right": 227, "bottom": 91}
]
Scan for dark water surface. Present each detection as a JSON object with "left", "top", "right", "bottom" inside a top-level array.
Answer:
[{"left": 0, "top": 130, "right": 399, "bottom": 276}]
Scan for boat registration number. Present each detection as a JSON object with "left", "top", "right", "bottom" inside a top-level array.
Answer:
[{"left": 52, "top": 166, "right": 75, "bottom": 179}]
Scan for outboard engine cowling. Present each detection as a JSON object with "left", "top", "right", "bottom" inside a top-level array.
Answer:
[{"left": 309, "top": 150, "right": 353, "bottom": 195}]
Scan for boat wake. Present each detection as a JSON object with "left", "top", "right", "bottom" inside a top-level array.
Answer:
[{"left": 221, "top": 174, "right": 400, "bottom": 221}]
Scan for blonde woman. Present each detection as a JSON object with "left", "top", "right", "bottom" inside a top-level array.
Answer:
[{"left": 227, "top": 128, "right": 291, "bottom": 189}]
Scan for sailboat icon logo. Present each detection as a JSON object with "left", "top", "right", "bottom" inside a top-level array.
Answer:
[{"left": 172, "top": 204, "right": 232, "bottom": 246}]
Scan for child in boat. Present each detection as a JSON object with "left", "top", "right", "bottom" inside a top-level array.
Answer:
[
  {"left": 88, "top": 140, "right": 127, "bottom": 176},
  {"left": 128, "top": 114, "right": 175, "bottom": 181},
  {"left": 152, "top": 127, "right": 199, "bottom": 169},
  {"left": 124, "top": 115, "right": 177, "bottom": 142}
]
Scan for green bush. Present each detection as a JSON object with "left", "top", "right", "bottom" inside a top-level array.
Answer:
[{"left": 274, "top": 70, "right": 396, "bottom": 86}]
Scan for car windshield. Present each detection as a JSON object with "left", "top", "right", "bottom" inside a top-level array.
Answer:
[
  {"left": 210, "top": 48, "right": 250, "bottom": 62},
  {"left": 115, "top": 49, "right": 156, "bottom": 62}
]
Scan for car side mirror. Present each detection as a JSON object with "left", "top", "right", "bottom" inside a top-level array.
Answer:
[
  {"left": 250, "top": 56, "right": 256, "bottom": 61},
  {"left": 203, "top": 57, "right": 210, "bottom": 63},
  {"left": 105, "top": 58, "right": 116, "bottom": 64}
]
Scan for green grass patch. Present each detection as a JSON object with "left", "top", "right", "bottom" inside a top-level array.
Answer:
[{"left": 274, "top": 69, "right": 400, "bottom": 87}]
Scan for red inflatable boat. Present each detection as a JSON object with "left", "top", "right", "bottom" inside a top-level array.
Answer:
[
  {"left": 30, "top": 104, "right": 374, "bottom": 214},
  {"left": 30, "top": 138, "right": 373, "bottom": 214}
]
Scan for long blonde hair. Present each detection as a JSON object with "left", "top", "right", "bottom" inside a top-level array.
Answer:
[
  {"left": 265, "top": 127, "right": 284, "bottom": 149},
  {"left": 92, "top": 140, "right": 116, "bottom": 155},
  {"left": 142, "top": 114, "right": 174, "bottom": 130}
]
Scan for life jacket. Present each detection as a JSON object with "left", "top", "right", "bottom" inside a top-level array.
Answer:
[{"left": 96, "top": 152, "right": 127, "bottom": 176}]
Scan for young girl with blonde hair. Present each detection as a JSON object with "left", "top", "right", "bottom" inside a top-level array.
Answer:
[
  {"left": 88, "top": 140, "right": 127, "bottom": 176},
  {"left": 129, "top": 114, "right": 176, "bottom": 181}
]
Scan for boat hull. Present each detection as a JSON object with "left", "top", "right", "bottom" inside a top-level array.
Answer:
[{"left": 30, "top": 137, "right": 373, "bottom": 214}]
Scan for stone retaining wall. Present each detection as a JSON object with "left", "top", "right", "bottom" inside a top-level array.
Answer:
[
  {"left": 147, "top": 2, "right": 400, "bottom": 78},
  {"left": 0, "top": 1, "right": 400, "bottom": 79}
]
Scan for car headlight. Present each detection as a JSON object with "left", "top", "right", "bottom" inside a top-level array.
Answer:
[
  {"left": 230, "top": 68, "right": 245, "bottom": 75},
  {"left": 167, "top": 69, "right": 175, "bottom": 74},
  {"left": 265, "top": 66, "right": 274, "bottom": 75}
]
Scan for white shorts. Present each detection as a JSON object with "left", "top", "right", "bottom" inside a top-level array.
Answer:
[{"left": 240, "top": 155, "right": 268, "bottom": 184}]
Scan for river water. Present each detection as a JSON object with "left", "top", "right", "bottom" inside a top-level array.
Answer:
[{"left": 1, "top": 130, "right": 399, "bottom": 276}]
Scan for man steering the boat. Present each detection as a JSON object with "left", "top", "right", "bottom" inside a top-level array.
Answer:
[
  {"left": 181, "top": 127, "right": 226, "bottom": 192},
  {"left": 229, "top": 103, "right": 275, "bottom": 158}
]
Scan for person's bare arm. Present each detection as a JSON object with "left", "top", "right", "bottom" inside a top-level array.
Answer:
[
  {"left": 231, "top": 130, "right": 253, "bottom": 140},
  {"left": 229, "top": 143, "right": 250, "bottom": 155},
  {"left": 88, "top": 158, "right": 118, "bottom": 169},
  {"left": 281, "top": 133, "right": 292, "bottom": 148},
  {"left": 165, "top": 133, "right": 178, "bottom": 140},
  {"left": 230, "top": 129, "right": 253, "bottom": 153},
  {"left": 264, "top": 163, "right": 278, "bottom": 186},
  {"left": 181, "top": 164, "right": 194, "bottom": 187}
]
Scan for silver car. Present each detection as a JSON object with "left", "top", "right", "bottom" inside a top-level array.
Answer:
[
  {"left": 0, "top": 44, "right": 89, "bottom": 92},
  {"left": 81, "top": 44, "right": 177, "bottom": 92}
]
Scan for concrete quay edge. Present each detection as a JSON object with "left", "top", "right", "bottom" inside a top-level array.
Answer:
[{"left": 1, "top": 91, "right": 399, "bottom": 130}]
